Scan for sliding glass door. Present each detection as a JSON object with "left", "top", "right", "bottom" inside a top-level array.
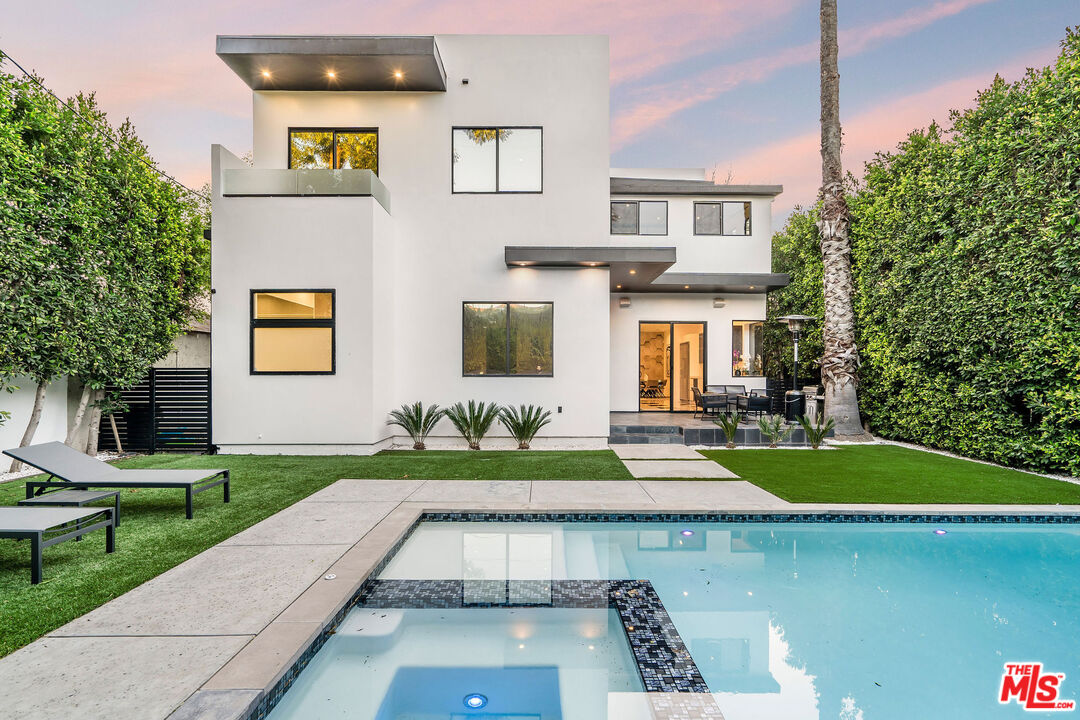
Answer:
[{"left": 638, "top": 322, "right": 706, "bottom": 412}]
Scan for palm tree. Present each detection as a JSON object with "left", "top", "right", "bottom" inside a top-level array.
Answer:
[{"left": 817, "top": 0, "right": 870, "bottom": 440}]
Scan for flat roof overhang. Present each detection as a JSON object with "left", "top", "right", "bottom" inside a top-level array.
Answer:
[
  {"left": 216, "top": 35, "right": 447, "bottom": 91},
  {"left": 504, "top": 246, "right": 788, "bottom": 293},
  {"left": 645, "top": 272, "right": 790, "bottom": 293},
  {"left": 610, "top": 177, "right": 783, "bottom": 197},
  {"left": 505, "top": 246, "right": 676, "bottom": 290}
]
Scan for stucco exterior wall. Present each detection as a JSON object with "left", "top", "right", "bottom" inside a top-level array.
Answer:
[
  {"left": 0, "top": 377, "right": 69, "bottom": 451},
  {"left": 213, "top": 35, "right": 612, "bottom": 451},
  {"left": 608, "top": 194, "right": 774, "bottom": 274}
]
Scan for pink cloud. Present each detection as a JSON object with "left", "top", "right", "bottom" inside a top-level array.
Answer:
[
  {"left": 611, "top": 0, "right": 1001, "bottom": 149},
  {"left": 722, "top": 44, "right": 1061, "bottom": 219}
]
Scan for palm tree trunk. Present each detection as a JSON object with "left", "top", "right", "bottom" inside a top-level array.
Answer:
[
  {"left": 817, "top": 0, "right": 871, "bottom": 440},
  {"left": 8, "top": 381, "right": 47, "bottom": 472}
]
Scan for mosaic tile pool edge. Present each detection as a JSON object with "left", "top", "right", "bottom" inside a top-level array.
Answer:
[{"left": 243, "top": 509, "right": 1080, "bottom": 719}]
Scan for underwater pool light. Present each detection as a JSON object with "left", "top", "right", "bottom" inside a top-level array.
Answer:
[
  {"left": 463, "top": 693, "right": 488, "bottom": 709},
  {"left": 934, "top": 529, "right": 948, "bottom": 536},
  {"left": 681, "top": 529, "right": 695, "bottom": 537}
]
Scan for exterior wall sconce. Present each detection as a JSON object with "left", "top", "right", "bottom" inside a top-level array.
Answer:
[
  {"left": 619, "top": 297, "right": 631, "bottom": 308},
  {"left": 713, "top": 297, "right": 725, "bottom": 308}
]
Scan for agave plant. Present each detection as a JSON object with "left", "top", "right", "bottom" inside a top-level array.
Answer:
[
  {"left": 387, "top": 402, "right": 446, "bottom": 450},
  {"left": 445, "top": 400, "right": 502, "bottom": 450},
  {"left": 757, "top": 414, "right": 791, "bottom": 449},
  {"left": 500, "top": 404, "right": 552, "bottom": 450},
  {"left": 713, "top": 411, "right": 744, "bottom": 449},
  {"left": 798, "top": 414, "right": 836, "bottom": 450}
]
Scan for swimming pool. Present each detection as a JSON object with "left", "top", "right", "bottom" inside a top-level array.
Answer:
[{"left": 266, "top": 518, "right": 1080, "bottom": 719}]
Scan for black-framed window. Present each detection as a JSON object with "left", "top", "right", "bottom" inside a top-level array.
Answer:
[
  {"left": 251, "top": 290, "right": 335, "bottom": 375},
  {"left": 732, "top": 320, "right": 764, "bottom": 377},
  {"left": 288, "top": 128, "right": 379, "bottom": 174},
  {"left": 610, "top": 201, "right": 667, "bottom": 235},
  {"left": 463, "top": 302, "right": 553, "bottom": 376},
  {"left": 452, "top": 127, "right": 543, "bottom": 193},
  {"left": 694, "top": 201, "right": 752, "bottom": 236}
]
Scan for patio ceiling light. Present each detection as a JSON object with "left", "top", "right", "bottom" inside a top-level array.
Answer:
[
  {"left": 394, "top": 70, "right": 404, "bottom": 79},
  {"left": 261, "top": 69, "right": 271, "bottom": 78},
  {"left": 326, "top": 70, "right": 336, "bottom": 78},
  {"left": 628, "top": 269, "right": 637, "bottom": 275}
]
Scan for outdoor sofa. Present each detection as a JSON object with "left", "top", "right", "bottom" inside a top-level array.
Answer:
[
  {"left": 3, "top": 442, "right": 229, "bottom": 519},
  {"left": 0, "top": 506, "right": 115, "bottom": 584}
]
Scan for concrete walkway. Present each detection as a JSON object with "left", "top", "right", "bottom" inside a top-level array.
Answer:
[
  {"left": 1, "top": 478, "right": 1076, "bottom": 720},
  {"left": 610, "top": 443, "right": 740, "bottom": 478}
]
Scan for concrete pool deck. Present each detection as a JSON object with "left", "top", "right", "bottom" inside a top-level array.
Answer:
[{"left": 1, "top": 477, "right": 1078, "bottom": 720}]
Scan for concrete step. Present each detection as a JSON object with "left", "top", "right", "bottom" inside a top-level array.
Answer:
[
  {"left": 609, "top": 424, "right": 681, "bottom": 435},
  {"left": 608, "top": 433, "right": 685, "bottom": 445}
]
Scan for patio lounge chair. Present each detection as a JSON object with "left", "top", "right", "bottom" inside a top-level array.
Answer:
[
  {"left": 693, "top": 387, "right": 727, "bottom": 419},
  {"left": 3, "top": 442, "right": 229, "bottom": 520},
  {"left": 737, "top": 389, "right": 771, "bottom": 419},
  {"left": 0, "top": 506, "right": 115, "bottom": 584}
]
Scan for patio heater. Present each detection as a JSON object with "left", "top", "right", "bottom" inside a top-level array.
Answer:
[{"left": 779, "top": 315, "right": 815, "bottom": 421}]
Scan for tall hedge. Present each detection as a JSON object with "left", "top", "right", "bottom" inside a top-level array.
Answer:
[{"left": 770, "top": 29, "right": 1080, "bottom": 475}]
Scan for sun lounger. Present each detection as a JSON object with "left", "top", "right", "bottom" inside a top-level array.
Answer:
[
  {"left": 3, "top": 442, "right": 229, "bottom": 519},
  {"left": 0, "top": 506, "right": 115, "bottom": 584}
]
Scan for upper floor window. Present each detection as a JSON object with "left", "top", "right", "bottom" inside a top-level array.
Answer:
[
  {"left": 611, "top": 201, "right": 668, "bottom": 235},
  {"left": 289, "top": 128, "right": 378, "bottom": 174},
  {"left": 694, "top": 201, "right": 752, "bottom": 236},
  {"left": 453, "top": 127, "right": 542, "bottom": 193},
  {"left": 251, "top": 291, "right": 335, "bottom": 374}
]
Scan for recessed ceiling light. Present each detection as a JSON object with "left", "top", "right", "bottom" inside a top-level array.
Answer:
[
  {"left": 684, "top": 285, "right": 690, "bottom": 289},
  {"left": 261, "top": 70, "right": 271, "bottom": 78},
  {"left": 394, "top": 70, "right": 404, "bottom": 79},
  {"left": 463, "top": 694, "right": 487, "bottom": 709},
  {"left": 616, "top": 284, "right": 622, "bottom": 289},
  {"left": 629, "top": 269, "right": 637, "bottom": 275},
  {"left": 327, "top": 70, "right": 336, "bottom": 78},
  {"left": 749, "top": 285, "right": 756, "bottom": 289}
]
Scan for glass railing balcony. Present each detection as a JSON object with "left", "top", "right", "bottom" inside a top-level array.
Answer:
[{"left": 222, "top": 168, "right": 390, "bottom": 213}]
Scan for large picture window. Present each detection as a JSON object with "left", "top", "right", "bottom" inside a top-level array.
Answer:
[
  {"left": 289, "top": 128, "right": 378, "bottom": 174},
  {"left": 732, "top": 320, "right": 763, "bottom": 377},
  {"left": 251, "top": 291, "right": 335, "bottom": 374},
  {"left": 452, "top": 127, "right": 542, "bottom": 193},
  {"left": 463, "top": 302, "right": 553, "bottom": 376},
  {"left": 694, "top": 201, "right": 752, "bottom": 236},
  {"left": 610, "top": 201, "right": 668, "bottom": 235}
]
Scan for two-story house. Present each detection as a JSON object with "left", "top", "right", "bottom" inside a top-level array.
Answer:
[{"left": 210, "top": 34, "right": 786, "bottom": 453}]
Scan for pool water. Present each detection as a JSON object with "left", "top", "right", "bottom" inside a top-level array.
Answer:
[{"left": 269, "top": 521, "right": 1080, "bottom": 720}]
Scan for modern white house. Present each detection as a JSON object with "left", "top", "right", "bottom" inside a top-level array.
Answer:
[{"left": 210, "top": 34, "right": 786, "bottom": 454}]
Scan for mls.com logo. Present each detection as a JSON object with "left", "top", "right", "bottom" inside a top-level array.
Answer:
[{"left": 1000, "top": 663, "right": 1076, "bottom": 711}]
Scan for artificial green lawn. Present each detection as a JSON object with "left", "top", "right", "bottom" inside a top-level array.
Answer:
[
  {"left": 701, "top": 445, "right": 1080, "bottom": 504},
  {"left": 0, "top": 450, "right": 629, "bottom": 657}
]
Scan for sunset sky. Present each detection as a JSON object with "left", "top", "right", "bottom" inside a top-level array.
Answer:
[{"left": 4, "top": 0, "right": 1075, "bottom": 218}]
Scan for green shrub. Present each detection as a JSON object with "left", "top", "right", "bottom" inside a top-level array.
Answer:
[
  {"left": 713, "top": 412, "right": 744, "bottom": 449},
  {"left": 387, "top": 402, "right": 445, "bottom": 450},
  {"left": 499, "top": 404, "right": 552, "bottom": 450},
  {"left": 757, "top": 415, "right": 791, "bottom": 448},
  {"left": 445, "top": 400, "right": 501, "bottom": 450},
  {"left": 769, "top": 29, "right": 1080, "bottom": 475},
  {"left": 798, "top": 414, "right": 835, "bottom": 450}
]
